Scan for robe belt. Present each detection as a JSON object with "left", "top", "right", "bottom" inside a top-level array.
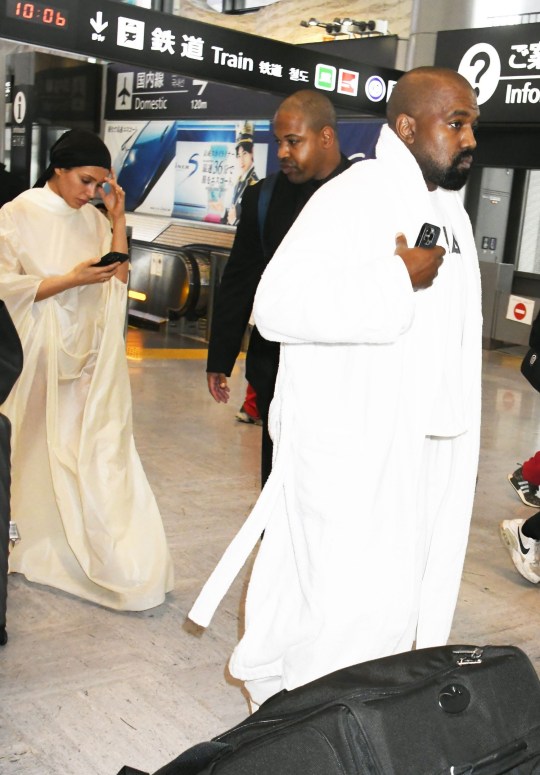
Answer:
[{"left": 188, "top": 461, "right": 282, "bottom": 628}]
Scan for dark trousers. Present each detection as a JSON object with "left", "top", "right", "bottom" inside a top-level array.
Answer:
[
  {"left": 252, "top": 383, "right": 273, "bottom": 489},
  {"left": 522, "top": 511, "right": 540, "bottom": 541},
  {"left": 0, "top": 414, "right": 11, "bottom": 629}
]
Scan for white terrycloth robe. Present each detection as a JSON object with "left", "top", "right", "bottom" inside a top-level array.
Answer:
[
  {"left": 0, "top": 185, "right": 173, "bottom": 611},
  {"left": 189, "top": 126, "right": 482, "bottom": 703}
]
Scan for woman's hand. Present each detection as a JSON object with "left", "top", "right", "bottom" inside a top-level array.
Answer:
[
  {"left": 34, "top": 258, "right": 121, "bottom": 301},
  {"left": 99, "top": 170, "right": 125, "bottom": 221},
  {"left": 71, "top": 257, "right": 121, "bottom": 286}
]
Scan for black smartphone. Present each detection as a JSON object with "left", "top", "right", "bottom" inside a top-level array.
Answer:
[
  {"left": 94, "top": 251, "right": 129, "bottom": 267},
  {"left": 415, "top": 223, "right": 441, "bottom": 248}
]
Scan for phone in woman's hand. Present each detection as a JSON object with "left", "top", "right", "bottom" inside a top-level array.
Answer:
[{"left": 94, "top": 251, "right": 129, "bottom": 267}]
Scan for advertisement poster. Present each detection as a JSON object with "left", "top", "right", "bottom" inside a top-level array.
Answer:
[
  {"left": 173, "top": 139, "right": 236, "bottom": 222},
  {"left": 173, "top": 120, "right": 269, "bottom": 223},
  {"left": 104, "top": 119, "right": 270, "bottom": 219},
  {"left": 105, "top": 120, "right": 177, "bottom": 214}
]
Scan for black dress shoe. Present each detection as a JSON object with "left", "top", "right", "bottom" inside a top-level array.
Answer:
[{"left": 0, "top": 625, "right": 7, "bottom": 646}]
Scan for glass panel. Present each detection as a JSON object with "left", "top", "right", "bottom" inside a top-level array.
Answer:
[{"left": 517, "top": 170, "right": 540, "bottom": 273}]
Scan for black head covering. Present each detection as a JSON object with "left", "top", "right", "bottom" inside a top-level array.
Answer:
[{"left": 34, "top": 129, "right": 111, "bottom": 188}]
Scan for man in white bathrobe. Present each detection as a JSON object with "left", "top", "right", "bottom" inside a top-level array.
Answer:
[{"left": 190, "top": 67, "right": 482, "bottom": 708}]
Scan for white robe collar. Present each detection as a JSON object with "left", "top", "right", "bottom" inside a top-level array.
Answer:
[{"left": 19, "top": 183, "right": 82, "bottom": 217}]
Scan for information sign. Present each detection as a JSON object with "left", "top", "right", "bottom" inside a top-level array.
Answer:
[{"left": 436, "top": 22, "right": 540, "bottom": 123}]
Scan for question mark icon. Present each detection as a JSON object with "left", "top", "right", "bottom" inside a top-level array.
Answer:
[
  {"left": 470, "top": 52, "right": 491, "bottom": 98},
  {"left": 459, "top": 43, "right": 500, "bottom": 105}
]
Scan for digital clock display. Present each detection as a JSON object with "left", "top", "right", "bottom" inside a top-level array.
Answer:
[{"left": 6, "top": 0, "right": 69, "bottom": 28}]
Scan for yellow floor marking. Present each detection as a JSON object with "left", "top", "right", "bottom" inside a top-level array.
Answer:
[{"left": 126, "top": 345, "right": 246, "bottom": 361}]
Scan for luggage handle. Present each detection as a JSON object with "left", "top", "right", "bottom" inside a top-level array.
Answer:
[
  {"left": 449, "top": 737, "right": 536, "bottom": 775},
  {"left": 117, "top": 741, "right": 231, "bottom": 775},
  {"left": 453, "top": 647, "right": 484, "bottom": 666},
  {"left": 151, "top": 741, "right": 231, "bottom": 774}
]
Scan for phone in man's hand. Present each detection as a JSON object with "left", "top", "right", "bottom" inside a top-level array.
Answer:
[{"left": 415, "top": 223, "right": 441, "bottom": 248}]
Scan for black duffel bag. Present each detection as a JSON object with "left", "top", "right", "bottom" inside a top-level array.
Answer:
[
  {"left": 521, "top": 308, "right": 540, "bottom": 392},
  {"left": 0, "top": 300, "right": 23, "bottom": 644},
  {"left": 521, "top": 348, "right": 540, "bottom": 391},
  {"left": 118, "top": 644, "right": 540, "bottom": 775},
  {"left": 0, "top": 299, "right": 23, "bottom": 404}
]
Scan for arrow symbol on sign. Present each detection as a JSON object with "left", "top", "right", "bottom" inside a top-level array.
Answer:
[{"left": 90, "top": 11, "right": 108, "bottom": 35}]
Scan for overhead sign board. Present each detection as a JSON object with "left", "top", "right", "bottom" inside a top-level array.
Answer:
[
  {"left": 0, "top": 0, "right": 402, "bottom": 115},
  {"left": 105, "top": 63, "right": 283, "bottom": 119},
  {"left": 436, "top": 22, "right": 540, "bottom": 123}
]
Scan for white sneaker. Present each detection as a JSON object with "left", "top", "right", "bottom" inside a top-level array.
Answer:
[
  {"left": 235, "top": 407, "right": 262, "bottom": 426},
  {"left": 499, "top": 519, "right": 540, "bottom": 584}
]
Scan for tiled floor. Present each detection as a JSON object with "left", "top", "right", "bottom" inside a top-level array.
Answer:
[{"left": 1, "top": 329, "right": 539, "bottom": 775}]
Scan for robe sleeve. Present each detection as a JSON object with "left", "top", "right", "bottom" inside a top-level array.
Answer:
[
  {"left": 254, "top": 167, "right": 416, "bottom": 346},
  {"left": 95, "top": 209, "right": 114, "bottom": 257},
  {"left": 0, "top": 204, "right": 43, "bottom": 332}
]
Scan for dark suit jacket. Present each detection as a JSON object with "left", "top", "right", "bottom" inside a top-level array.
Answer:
[
  {"left": 207, "top": 155, "right": 352, "bottom": 401},
  {"left": 0, "top": 165, "right": 25, "bottom": 209},
  {"left": 0, "top": 300, "right": 23, "bottom": 405},
  {"left": 0, "top": 300, "right": 23, "bottom": 630}
]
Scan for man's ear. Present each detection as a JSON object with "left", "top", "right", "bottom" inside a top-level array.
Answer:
[
  {"left": 320, "top": 126, "right": 335, "bottom": 148},
  {"left": 394, "top": 114, "right": 416, "bottom": 145}
]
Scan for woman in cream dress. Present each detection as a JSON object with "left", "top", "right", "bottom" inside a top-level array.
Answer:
[{"left": 0, "top": 129, "right": 173, "bottom": 611}]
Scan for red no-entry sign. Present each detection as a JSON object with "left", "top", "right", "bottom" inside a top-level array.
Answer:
[{"left": 514, "top": 302, "right": 527, "bottom": 320}]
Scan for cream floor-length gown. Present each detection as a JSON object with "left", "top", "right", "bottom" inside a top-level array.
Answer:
[{"left": 0, "top": 185, "right": 173, "bottom": 610}]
